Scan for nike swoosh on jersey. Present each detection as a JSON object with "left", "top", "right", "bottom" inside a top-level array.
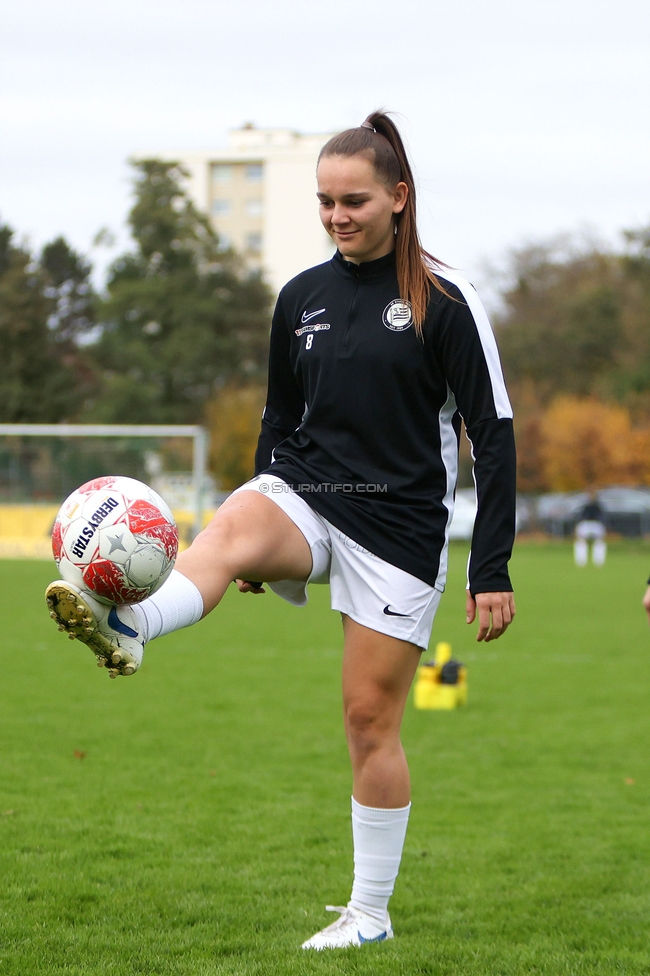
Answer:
[
  {"left": 301, "top": 308, "right": 326, "bottom": 323},
  {"left": 383, "top": 605, "right": 410, "bottom": 617}
]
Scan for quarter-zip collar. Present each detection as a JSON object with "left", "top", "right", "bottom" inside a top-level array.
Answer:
[{"left": 331, "top": 248, "right": 396, "bottom": 281}]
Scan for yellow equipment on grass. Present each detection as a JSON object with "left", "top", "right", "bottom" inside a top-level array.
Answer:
[{"left": 414, "top": 641, "right": 467, "bottom": 710}]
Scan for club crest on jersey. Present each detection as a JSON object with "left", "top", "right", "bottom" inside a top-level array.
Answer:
[{"left": 382, "top": 299, "right": 413, "bottom": 332}]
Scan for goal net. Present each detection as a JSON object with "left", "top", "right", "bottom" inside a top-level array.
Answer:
[{"left": 0, "top": 424, "right": 211, "bottom": 559}]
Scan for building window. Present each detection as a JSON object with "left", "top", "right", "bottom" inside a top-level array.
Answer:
[
  {"left": 245, "top": 198, "right": 263, "bottom": 217},
  {"left": 211, "top": 199, "right": 231, "bottom": 216},
  {"left": 212, "top": 164, "right": 232, "bottom": 183},
  {"left": 217, "top": 234, "right": 231, "bottom": 252},
  {"left": 245, "top": 163, "right": 263, "bottom": 183},
  {"left": 246, "top": 232, "right": 262, "bottom": 254}
]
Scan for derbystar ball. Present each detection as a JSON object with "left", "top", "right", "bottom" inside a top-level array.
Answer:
[{"left": 52, "top": 476, "right": 179, "bottom": 605}]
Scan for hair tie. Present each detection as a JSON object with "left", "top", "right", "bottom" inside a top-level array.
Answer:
[{"left": 360, "top": 120, "right": 375, "bottom": 131}]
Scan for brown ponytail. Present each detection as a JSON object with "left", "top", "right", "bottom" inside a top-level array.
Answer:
[{"left": 318, "top": 110, "right": 448, "bottom": 337}]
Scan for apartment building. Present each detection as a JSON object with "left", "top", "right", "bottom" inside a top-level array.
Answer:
[{"left": 137, "top": 124, "right": 336, "bottom": 293}]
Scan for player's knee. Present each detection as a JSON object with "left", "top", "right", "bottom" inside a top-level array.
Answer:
[
  {"left": 344, "top": 695, "right": 392, "bottom": 752},
  {"left": 192, "top": 508, "right": 251, "bottom": 570}
]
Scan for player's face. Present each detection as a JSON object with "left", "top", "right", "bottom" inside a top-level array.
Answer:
[{"left": 316, "top": 154, "right": 408, "bottom": 265}]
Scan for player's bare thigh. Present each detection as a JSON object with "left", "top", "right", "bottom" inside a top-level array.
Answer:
[
  {"left": 175, "top": 489, "right": 312, "bottom": 611},
  {"left": 341, "top": 615, "right": 422, "bottom": 734}
]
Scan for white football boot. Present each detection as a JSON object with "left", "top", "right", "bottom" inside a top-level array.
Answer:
[
  {"left": 301, "top": 905, "right": 393, "bottom": 950},
  {"left": 45, "top": 580, "right": 145, "bottom": 679}
]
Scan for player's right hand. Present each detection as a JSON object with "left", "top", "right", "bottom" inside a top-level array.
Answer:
[
  {"left": 236, "top": 579, "right": 266, "bottom": 594},
  {"left": 466, "top": 590, "right": 515, "bottom": 642},
  {"left": 643, "top": 585, "right": 650, "bottom": 626}
]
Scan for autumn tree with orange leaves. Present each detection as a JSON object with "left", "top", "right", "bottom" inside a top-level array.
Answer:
[
  {"left": 494, "top": 226, "right": 650, "bottom": 491},
  {"left": 539, "top": 397, "right": 650, "bottom": 491}
]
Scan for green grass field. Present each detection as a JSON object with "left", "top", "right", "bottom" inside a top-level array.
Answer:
[{"left": 1, "top": 541, "right": 650, "bottom": 975}]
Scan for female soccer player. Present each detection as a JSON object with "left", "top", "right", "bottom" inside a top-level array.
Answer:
[{"left": 46, "top": 111, "right": 516, "bottom": 950}]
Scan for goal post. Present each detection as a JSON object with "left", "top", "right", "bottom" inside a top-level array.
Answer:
[{"left": 0, "top": 423, "right": 210, "bottom": 541}]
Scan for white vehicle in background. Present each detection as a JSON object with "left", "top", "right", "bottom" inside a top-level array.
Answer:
[{"left": 448, "top": 488, "right": 477, "bottom": 541}]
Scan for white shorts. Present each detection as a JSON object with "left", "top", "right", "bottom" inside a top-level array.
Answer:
[
  {"left": 575, "top": 520, "right": 606, "bottom": 541},
  {"left": 231, "top": 474, "right": 441, "bottom": 649}
]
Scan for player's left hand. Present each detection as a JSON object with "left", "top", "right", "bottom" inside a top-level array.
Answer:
[
  {"left": 235, "top": 579, "right": 266, "bottom": 594},
  {"left": 466, "top": 590, "right": 515, "bottom": 642}
]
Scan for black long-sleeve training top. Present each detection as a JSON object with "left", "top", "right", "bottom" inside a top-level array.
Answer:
[{"left": 254, "top": 249, "right": 516, "bottom": 596}]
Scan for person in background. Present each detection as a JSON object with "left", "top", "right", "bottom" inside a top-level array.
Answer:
[{"left": 574, "top": 490, "right": 607, "bottom": 567}]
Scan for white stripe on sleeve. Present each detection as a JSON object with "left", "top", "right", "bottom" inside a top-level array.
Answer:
[
  {"left": 434, "top": 386, "right": 460, "bottom": 592},
  {"left": 434, "top": 269, "right": 513, "bottom": 420}
]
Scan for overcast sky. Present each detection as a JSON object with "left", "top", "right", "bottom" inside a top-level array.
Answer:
[{"left": 1, "top": 0, "right": 648, "bottom": 301}]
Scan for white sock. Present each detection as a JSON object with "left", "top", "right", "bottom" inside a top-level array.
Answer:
[
  {"left": 131, "top": 570, "right": 204, "bottom": 643},
  {"left": 348, "top": 797, "right": 411, "bottom": 926}
]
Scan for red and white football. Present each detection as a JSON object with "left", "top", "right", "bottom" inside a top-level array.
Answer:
[{"left": 52, "top": 476, "right": 178, "bottom": 605}]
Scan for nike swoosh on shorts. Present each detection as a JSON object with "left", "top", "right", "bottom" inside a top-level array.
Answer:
[
  {"left": 301, "top": 308, "right": 326, "bottom": 323},
  {"left": 383, "top": 605, "right": 410, "bottom": 617}
]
